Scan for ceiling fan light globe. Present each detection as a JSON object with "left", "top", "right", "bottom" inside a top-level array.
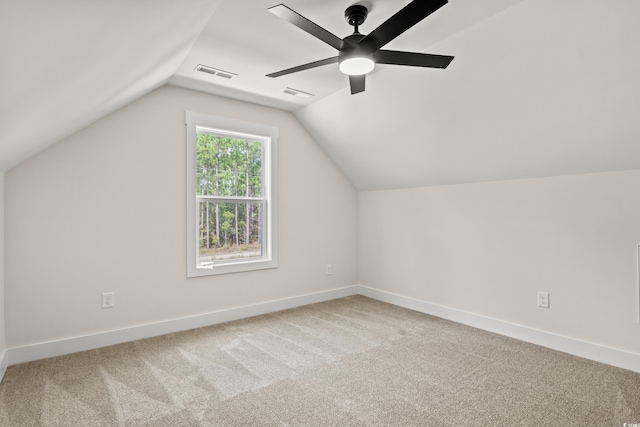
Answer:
[{"left": 339, "top": 57, "right": 375, "bottom": 75}]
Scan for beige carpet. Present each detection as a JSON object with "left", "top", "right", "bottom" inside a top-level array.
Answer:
[{"left": 1, "top": 295, "right": 639, "bottom": 426}]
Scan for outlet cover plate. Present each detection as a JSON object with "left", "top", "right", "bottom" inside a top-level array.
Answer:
[
  {"left": 537, "top": 291, "right": 549, "bottom": 308},
  {"left": 102, "top": 292, "right": 114, "bottom": 309}
]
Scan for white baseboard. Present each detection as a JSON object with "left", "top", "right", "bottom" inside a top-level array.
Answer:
[
  {"left": 358, "top": 285, "right": 640, "bottom": 374},
  {"left": 7, "top": 286, "right": 359, "bottom": 366},
  {"left": 0, "top": 348, "right": 7, "bottom": 383},
  {"left": 6, "top": 284, "right": 640, "bottom": 375}
]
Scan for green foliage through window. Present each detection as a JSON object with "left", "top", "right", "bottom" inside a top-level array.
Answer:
[{"left": 196, "top": 133, "right": 264, "bottom": 262}]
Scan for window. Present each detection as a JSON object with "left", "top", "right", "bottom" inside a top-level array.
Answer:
[{"left": 186, "top": 111, "right": 277, "bottom": 277}]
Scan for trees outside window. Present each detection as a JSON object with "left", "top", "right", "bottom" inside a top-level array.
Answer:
[{"left": 186, "top": 112, "right": 277, "bottom": 277}]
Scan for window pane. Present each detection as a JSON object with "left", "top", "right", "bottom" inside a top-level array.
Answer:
[
  {"left": 196, "top": 134, "right": 262, "bottom": 198},
  {"left": 198, "top": 201, "right": 264, "bottom": 264},
  {"left": 187, "top": 111, "right": 277, "bottom": 277}
]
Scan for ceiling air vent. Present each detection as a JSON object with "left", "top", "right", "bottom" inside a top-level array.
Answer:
[
  {"left": 195, "top": 64, "right": 237, "bottom": 80},
  {"left": 283, "top": 87, "right": 314, "bottom": 99}
]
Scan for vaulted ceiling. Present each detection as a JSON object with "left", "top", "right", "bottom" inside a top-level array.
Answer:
[{"left": 2, "top": 0, "right": 640, "bottom": 191}]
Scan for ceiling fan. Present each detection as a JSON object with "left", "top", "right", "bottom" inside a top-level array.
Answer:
[{"left": 266, "top": 0, "right": 454, "bottom": 95}]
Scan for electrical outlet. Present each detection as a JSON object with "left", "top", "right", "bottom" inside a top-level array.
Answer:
[
  {"left": 102, "top": 292, "right": 114, "bottom": 309},
  {"left": 326, "top": 264, "right": 332, "bottom": 275},
  {"left": 537, "top": 291, "right": 549, "bottom": 308}
]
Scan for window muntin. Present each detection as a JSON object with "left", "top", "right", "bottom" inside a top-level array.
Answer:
[{"left": 186, "top": 112, "right": 277, "bottom": 277}]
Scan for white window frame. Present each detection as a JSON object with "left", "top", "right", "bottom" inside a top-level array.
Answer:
[{"left": 185, "top": 111, "right": 278, "bottom": 277}]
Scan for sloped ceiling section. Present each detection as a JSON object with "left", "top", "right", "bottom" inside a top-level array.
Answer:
[
  {"left": 2, "top": 0, "right": 640, "bottom": 191},
  {"left": 0, "top": 0, "right": 222, "bottom": 171},
  {"left": 295, "top": 0, "right": 640, "bottom": 190}
]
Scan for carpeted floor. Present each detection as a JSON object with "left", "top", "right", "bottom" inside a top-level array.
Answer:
[{"left": 1, "top": 295, "right": 639, "bottom": 426}]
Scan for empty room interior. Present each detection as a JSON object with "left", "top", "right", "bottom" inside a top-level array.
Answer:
[{"left": 1, "top": 0, "right": 640, "bottom": 425}]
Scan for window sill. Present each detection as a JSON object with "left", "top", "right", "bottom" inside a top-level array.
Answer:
[{"left": 188, "top": 258, "right": 278, "bottom": 277}]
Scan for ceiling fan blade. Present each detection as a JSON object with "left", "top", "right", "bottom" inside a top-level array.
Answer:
[
  {"left": 375, "top": 50, "right": 454, "bottom": 68},
  {"left": 267, "top": 57, "right": 339, "bottom": 78},
  {"left": 359, "top": 0, "right": 448, "bottom": 52},
  {"left": 268, "top": 4, "right": 343, "bottom": 51},
  {"left": 349, "top": 75, "right": 366, "bottom": 94}
]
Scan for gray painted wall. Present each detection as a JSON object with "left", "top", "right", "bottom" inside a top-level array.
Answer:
[
  {"left": 0, "top": 172, "right": 5, "bottom": 361},
  {"left": 5, "top": 86, "right": 358, "bottom": 347},
  {"left": 359, "top": 171, "right": 640, "bottom": 355}
]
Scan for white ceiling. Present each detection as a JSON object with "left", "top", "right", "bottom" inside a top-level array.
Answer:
[
  {"left": 0, "top": 0, "right": 222, "bottom": 171},
  {"left": 2, "top": 0, "right": 640, "bottom": 191}
]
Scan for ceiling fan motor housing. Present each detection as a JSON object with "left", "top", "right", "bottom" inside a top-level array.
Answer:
[
  {"left": 340, "top": 6, "right": 373, "bottom": 74},
  {"left": 339, "top": 35, "right": 374, "bottom": 75}
]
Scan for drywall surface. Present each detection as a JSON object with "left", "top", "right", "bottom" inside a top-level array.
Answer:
[
  {"left": 5, "top": 85, "right": 357, "bottom": 347},
  {"left": 0, "top": 172, "right": 5, "bottom": 356},
  {"left": 358, "top": 170, "right": 640, "bottom": 355}
]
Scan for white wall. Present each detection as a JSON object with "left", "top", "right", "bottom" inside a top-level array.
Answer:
[
  {"left": 5, "top": 86, "right": 358, "bottom": 348},
  {"left": 359, "top": 171, "right": 640, "bottom": 355},
  {"left": 0, "top": 172, "right": 6, "bottom": 367}
]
